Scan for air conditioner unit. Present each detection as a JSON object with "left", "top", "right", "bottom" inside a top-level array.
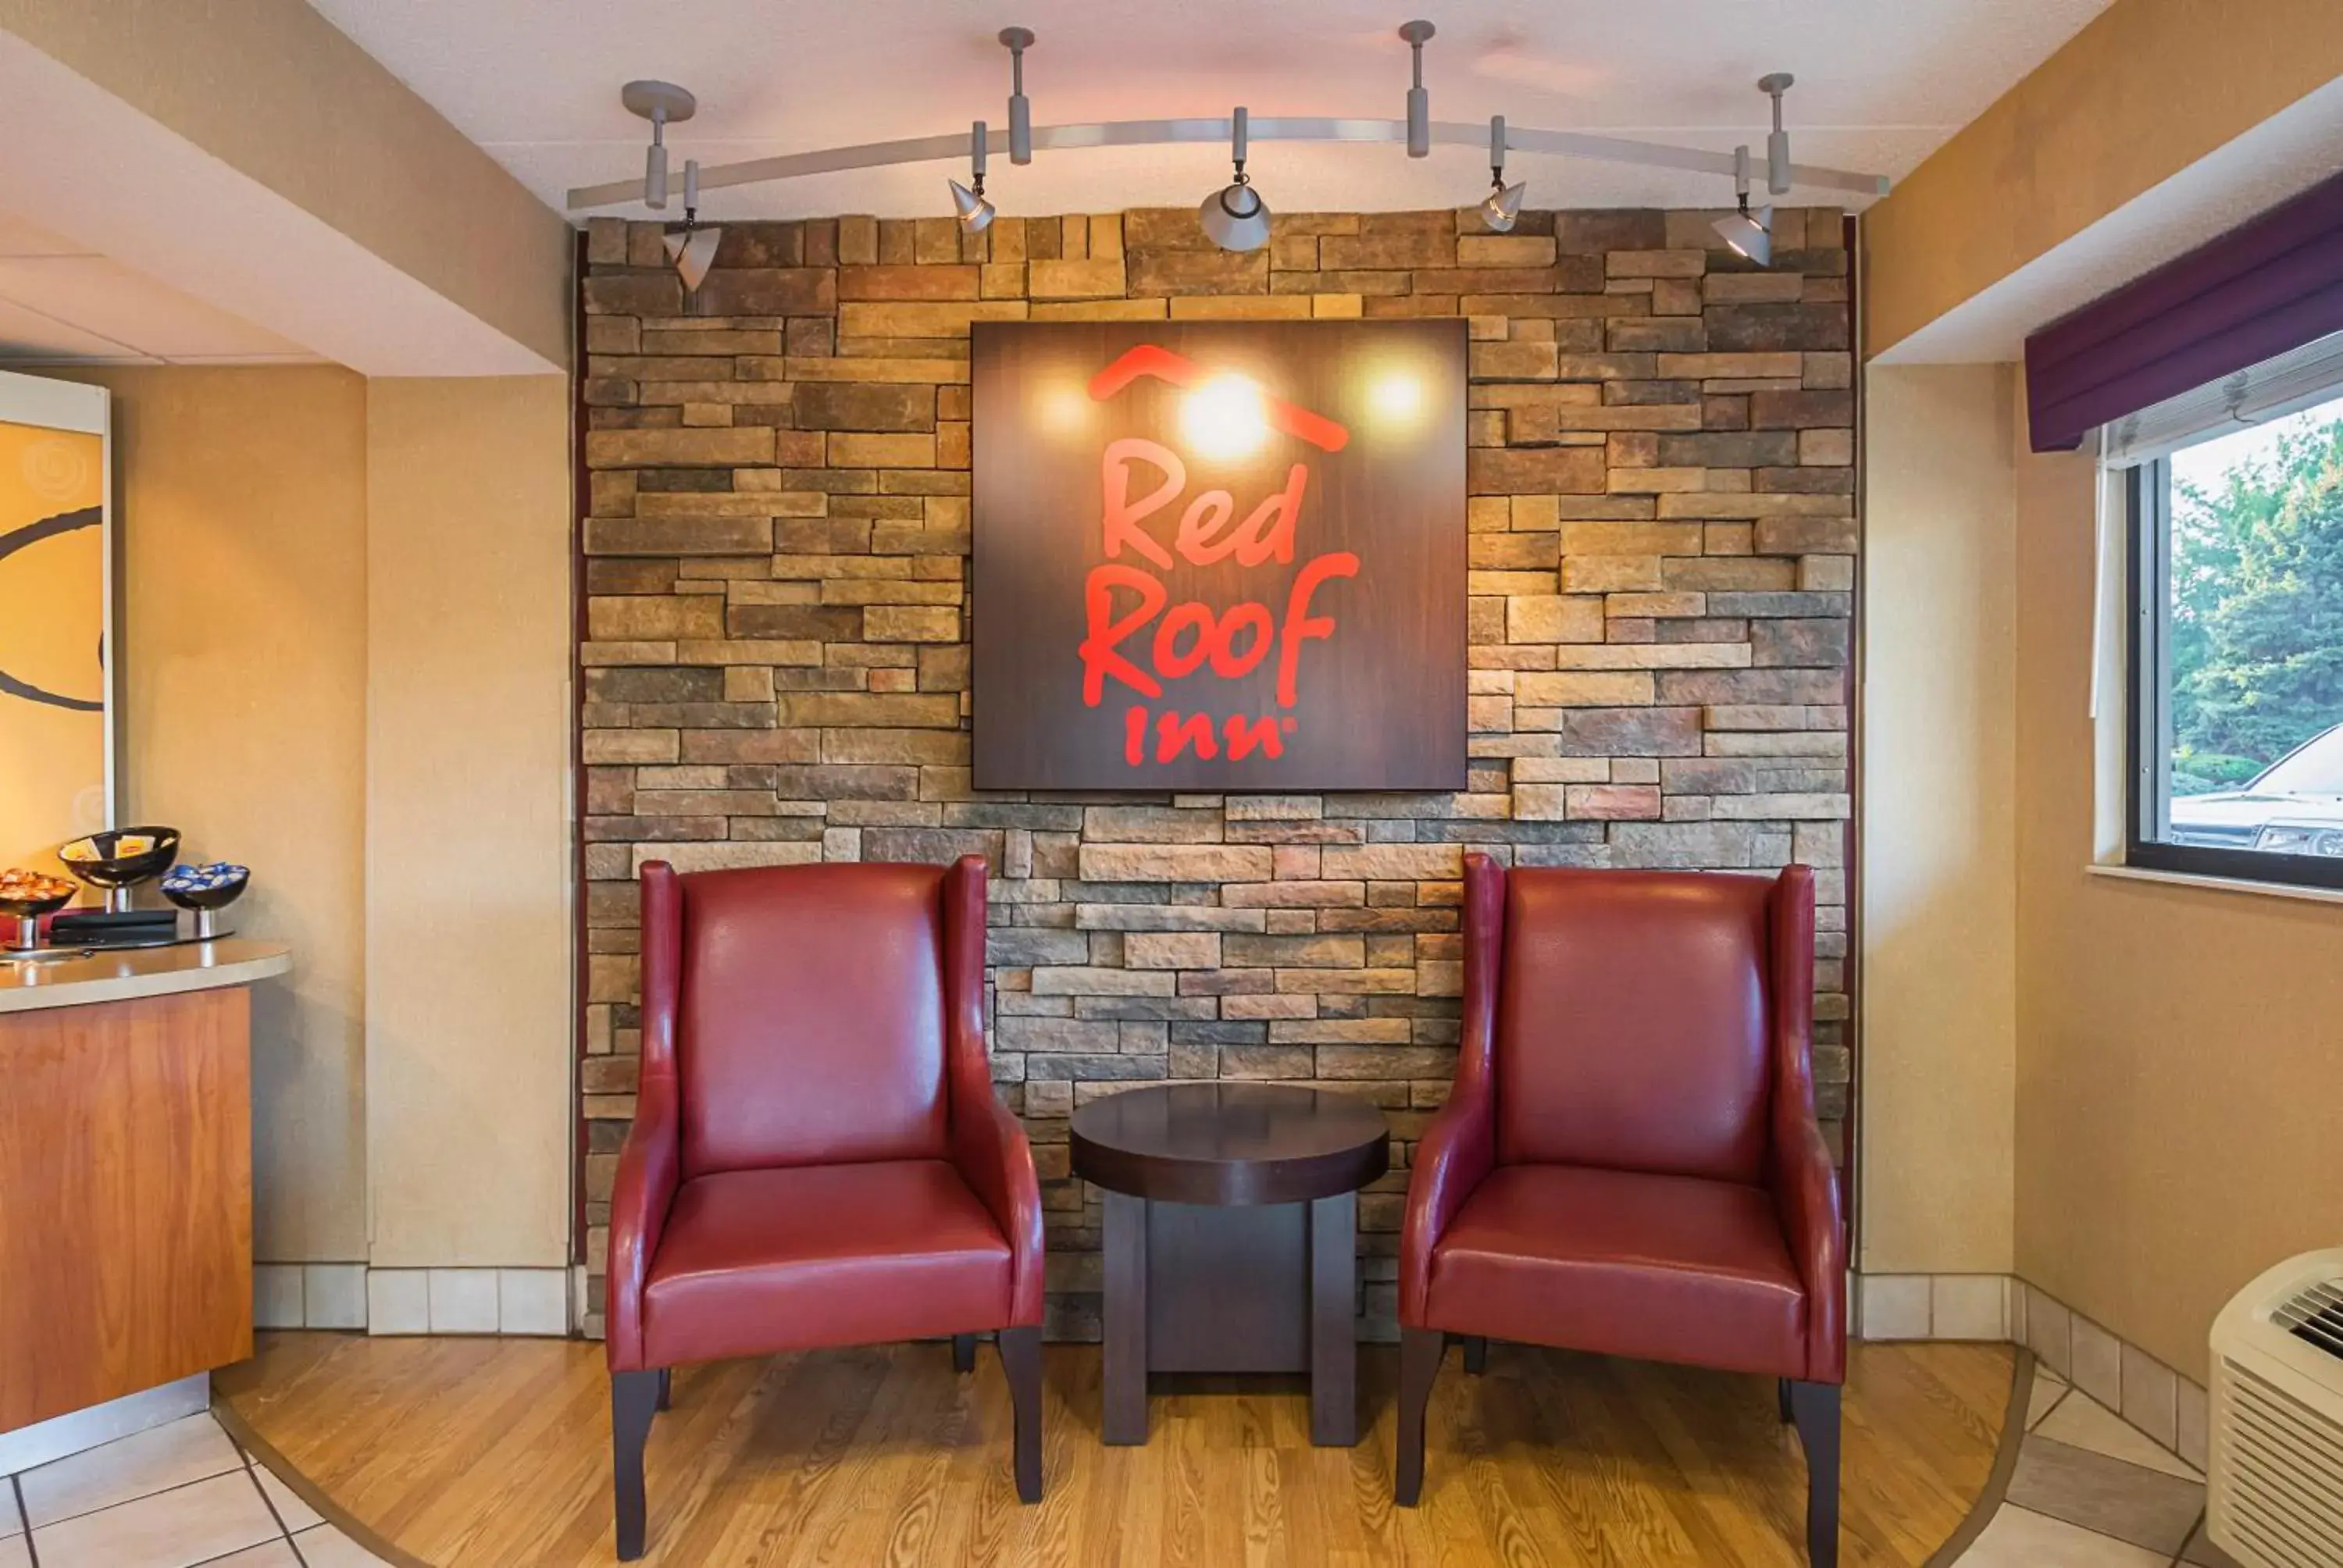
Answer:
[{"left": 2209, "top": 1248, "right": 2343, "bottom": 1567}]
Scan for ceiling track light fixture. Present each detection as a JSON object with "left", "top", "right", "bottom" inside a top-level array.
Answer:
[
  {"left": 1480, "top": 115, "right": 1526, "bottom": 233},
  {"left": 622, "top": 79, "right": 697, "bottom": 212},
  {"left": 572, "top": 34, "right": 1889, "bottom": 216},
  {"left": 1711, "top": 75, "right": 1793, "bottom": 266},
  {"left": 949, "top": 120, "right": 996, "bottom": 233},
  {"left": 944, "top": 29, "right": 1030, "bottom": 235},
  {"left": 662, "top": 159, "right": 724, "bottom": 292},
  {"left": 1200, "top": 106, "right": 1271, "bottom": 252}
]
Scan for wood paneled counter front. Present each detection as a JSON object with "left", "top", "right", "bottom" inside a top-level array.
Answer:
[{"left": 0, "top": 939, "right": 289, "bottom": 1435}]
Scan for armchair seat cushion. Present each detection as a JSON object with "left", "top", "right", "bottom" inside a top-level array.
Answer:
[
  {"left": 1422, "top": 1164, "right": 1807, "bottom": 1379},
  {"left": 643, "top": 1160, "right": 1014, "bottom": 1367}
]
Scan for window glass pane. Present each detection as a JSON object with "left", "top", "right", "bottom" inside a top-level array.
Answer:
[{"left": 2159, "top": 391, "right": 2343, "bottom": 861}]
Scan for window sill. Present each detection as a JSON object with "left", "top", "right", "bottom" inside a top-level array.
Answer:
[{"left": 2086, "top": 861, "right": 2343, "bottom": 908}]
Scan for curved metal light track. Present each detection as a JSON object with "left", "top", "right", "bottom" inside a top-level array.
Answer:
[{"left": 565, "top": 115, "right": 1889, "bottom": 212}]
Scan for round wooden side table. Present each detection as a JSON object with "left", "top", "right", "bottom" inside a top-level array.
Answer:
[{"left": 1069, "top": 1082, "right": 1390, "bottom": 1447}]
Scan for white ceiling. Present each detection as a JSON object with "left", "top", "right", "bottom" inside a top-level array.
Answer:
[
  {"left": 306, "top": 0, "right": 2117, "bottom": 222},
  {"left": 0, "top": 212, "right": 319, "bottom": 367},
  {"left": 0, "top": 28, "right": 559, "bottom": 376}
]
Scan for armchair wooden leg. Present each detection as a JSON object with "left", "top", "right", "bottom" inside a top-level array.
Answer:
[
  {"left": 1788, "top": 1381, "right": 1841, "bottom": 1568},
  {"left": 1777, "top": 1376, "right": 1792, "bottom": 1424},
  {"left": 953, "top": 1333, "right": 978, "bottom": 1374},
  {"left": 1394, "top": 1327, "right": 1445, "bottom": 1507},
  {"left": 999, "top": 1326, "right": 1043, "bottom": 1504},
  {"left": 1461, "top": 1335, "right": 1488, "bottom": 1375},
  {"left": 611, "top": 1369, "right": 662, "bottom": 1562},
  {"left": 656, "top": 1367, "right": 672, "bottom": 1412}
]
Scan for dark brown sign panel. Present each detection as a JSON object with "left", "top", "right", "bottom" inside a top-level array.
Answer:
[{"left": 972, "top": 319, "right": 1466, "bottom": 791}]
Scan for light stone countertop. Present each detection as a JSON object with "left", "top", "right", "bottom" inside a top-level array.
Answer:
[{"left": 0, "top": 937, "right": 291, "bottom": 1014}]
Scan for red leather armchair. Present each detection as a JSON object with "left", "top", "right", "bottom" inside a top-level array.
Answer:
[
  {"left": 606, "top": 855, "right": 1045, "bottom": 1559},
  {"left": 1396, "top": 856, "right": 1846, "bottom": 1566}
]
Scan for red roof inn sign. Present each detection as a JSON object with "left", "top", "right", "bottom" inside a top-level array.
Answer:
[{"left": 972, "top": 320, "right": 1466, "bottom": 790}]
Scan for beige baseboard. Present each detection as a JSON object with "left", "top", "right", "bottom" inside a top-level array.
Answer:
[
  {"left": 1856, "top": 1271, "right": 2206, "bottom": 1473},
  {"left": 251, "top": 1264, "right": 573, "bottom": 1337}
]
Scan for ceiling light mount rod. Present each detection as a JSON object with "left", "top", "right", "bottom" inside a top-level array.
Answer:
[
  {"left": 1399, "top": 20, "right": 1434, "bottom": 159},
  {"left": 621, "top": 79, "right": 697, "bottom": 211},
  {"left": 567, "top": 113, "right": 1889, "bottom": 212},
  {"left": 1759, "top": 71, "right": 1795, "bottom": 196},
  {"left": 1000, "top": 26, "right": 1036, "bottom": 165}
]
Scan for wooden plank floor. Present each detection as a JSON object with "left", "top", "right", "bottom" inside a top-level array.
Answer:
[{"left": 216, "top": 1333, "right": 2012, "bottom": 1568}]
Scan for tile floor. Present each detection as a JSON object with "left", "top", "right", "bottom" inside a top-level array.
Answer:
[
  {"left": 0, "top": 1410, "right": 393, "bottom": 1568},
  {"left": 1950, "top": 1366, "right": 2245, "bottom": 1568}
]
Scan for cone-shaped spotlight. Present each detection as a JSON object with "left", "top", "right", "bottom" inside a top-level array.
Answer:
[
  {"left": 664, "top": 226, "right": 722, "bottom": 290},
  {"left": 1200, "top": 108, "right": 1271, "bottom": 251},
  {"left": 1480, "top": 180, "right": 1527, "bottom": 233},
  {"left": 662, "top": 161, "right": 722, "bottom": 291},
  {"left": 1479, "top": 116, "right": 1525, "bottom": 233},
  {"left": 949, "top": 179, "right": 994, "bottom": 233},
  {"left": 1711, "top": 144, "right": 1772, "bottom": 266},
  {"left": 1714, "top": 199, "right": 1772, "bottom": 265},
  {"left": 949, "top": 121, "right": 995, "bottom": 234}
]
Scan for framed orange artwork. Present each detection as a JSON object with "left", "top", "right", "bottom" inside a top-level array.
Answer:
[{"left": 0, "top": 371, "right": 112, "bottom": 876}]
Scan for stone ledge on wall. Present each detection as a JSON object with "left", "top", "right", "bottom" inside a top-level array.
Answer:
[{"left": 575, "top": 205, "right": 1858, "bottom": 1342}]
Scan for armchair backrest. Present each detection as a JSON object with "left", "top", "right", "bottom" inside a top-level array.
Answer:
[
  {"left": 644, "top": 860, "right": 955, "bottom": 1178},
  {"left": 1489, "top": 864, "right": 1782, "bottom": 1185}
]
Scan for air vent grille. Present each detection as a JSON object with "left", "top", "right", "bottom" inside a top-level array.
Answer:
[
  {"left": 2216, "top": 1359, "right": 2343, "bottom": 1568},
  {"left": 2271, "top": 1278, "right": 2343, "bottom": 1363}
]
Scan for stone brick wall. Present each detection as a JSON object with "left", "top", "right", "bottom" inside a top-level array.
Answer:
[{"left": 576, "top": 206, "right": 1856, "bottom": 1338}]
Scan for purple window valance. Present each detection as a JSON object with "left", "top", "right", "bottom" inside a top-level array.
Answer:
[{"left": 2024, "top": 168, "right": 2343, "bottom": 453}]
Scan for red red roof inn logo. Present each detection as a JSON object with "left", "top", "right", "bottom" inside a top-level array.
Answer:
[{"left": 972, "top": 320, "right": 1466, "bottom": 792}]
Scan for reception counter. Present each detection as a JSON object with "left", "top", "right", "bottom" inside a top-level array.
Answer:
[{"left": 0, "top": 939, "right": 289, "bottom": 1438}]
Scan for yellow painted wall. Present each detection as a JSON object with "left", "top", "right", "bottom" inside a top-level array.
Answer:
[
  {"left": 28, "top": 368, "right": 579, "bottom": 1275},
  {"left": 1859, "top": 365, "right": 2018, "bottom": 1277},
  {"left": 1863, "top": 0, "right": 2343, "bottom": 357},
  {"left": 363, "top": 376, "right": 573, "bottom": 1268},
  {"left": 57, "top": 365, "right": 373, "bottom": 1263},
  {"left": 2013, "top": 431, "right": 2343, "bottom": 1384}
]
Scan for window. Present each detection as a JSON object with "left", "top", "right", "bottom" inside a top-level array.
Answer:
[{"left": 2128, "top": 388, "right": 2343, "bottom": 889}]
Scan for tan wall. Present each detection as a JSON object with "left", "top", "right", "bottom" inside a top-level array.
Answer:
[
  {"left": 35, "top": 369, "right": 579, "bottom": 1274},
  {"left": 2013, "top": 432, "right": 2343, "bottom": 1384},
  {"left": 365, "top": 376, "right": 572, "bottom": 1269},
  {"left": 58, "top": 365, "right": 372, "bottom": 1263},
  {"left": 0, "top": 0, "right": 572, "bottom": 369},
  {"left": 1863, "top": 0, "right": 2343, "bottom": 357},
  {"left": 1858, "top": 364, "right": 2017, "bottom": 1276}
]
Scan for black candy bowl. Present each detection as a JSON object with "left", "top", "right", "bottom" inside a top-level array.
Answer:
[
  {"left": 160, "top": 863, "right": 251, "bottom": 911},
  {"left": 58, "top": 825, "right": 182, "bottom": 893},
  {"left": 0, "top": 883, "right": 72, "bottom": 949},
  {"left": 161, "top": 861, "right": 249, "bottom": 939}
]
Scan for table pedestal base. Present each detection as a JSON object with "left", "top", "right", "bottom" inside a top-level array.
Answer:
[{"left": 1101, "top": 1188, "right": 1357, "bottom": 1446}]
